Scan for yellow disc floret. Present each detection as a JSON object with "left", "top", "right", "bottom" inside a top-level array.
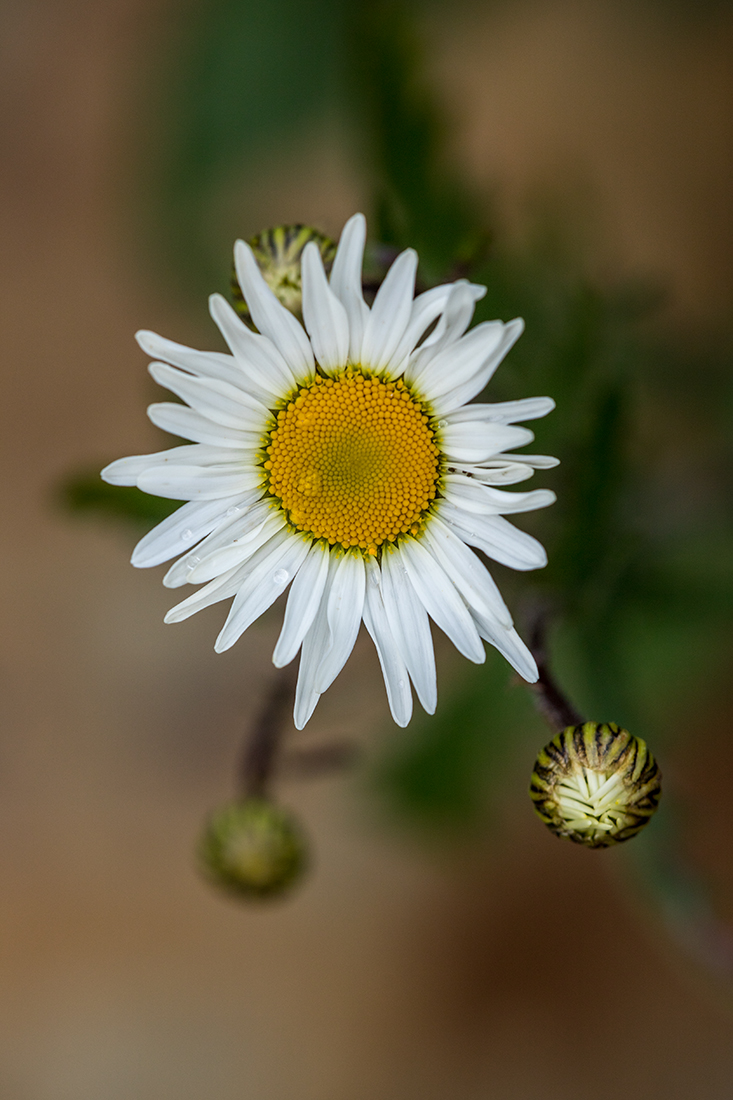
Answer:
[{"left": 263, "top": 370, "right": 440, "bottom": 552}]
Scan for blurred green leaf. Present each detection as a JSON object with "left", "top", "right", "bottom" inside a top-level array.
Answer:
[
  {"left": 59, "top": 470, "right": 178, "bottom": 526},
  {"left": 346, "top": 0, "right": 487, "bottom": 283}
]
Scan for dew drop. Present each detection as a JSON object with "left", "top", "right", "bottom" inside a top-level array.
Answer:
[
  {"left": 273, "top": 568, "right": 289, "bottom": 585},
  {"left": 181, "top": 528, "right": 194, "bottom": 542},
  {"left": 226, "top": 506, "right": 240, "bottom": 517},
  {"left": 437, "top": 419, "right": 447, "bottom": 429},
  {"left": 398, "top": 679, "right": 405, "bottom": 689}
]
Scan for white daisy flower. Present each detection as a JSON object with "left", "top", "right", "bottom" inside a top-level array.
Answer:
[{"left": 102, "top": 214, "right": 558, "bottom": 729}]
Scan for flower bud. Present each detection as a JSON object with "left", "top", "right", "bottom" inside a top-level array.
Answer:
[
  {"left": 232, "top": 224, "right": 336, "bottom": 323},
  {"left": 199, "top": 797, "right": 307, "bottom": 898},
  {"left": 530, "top": 721, "right": 661, "bottom": 848}
]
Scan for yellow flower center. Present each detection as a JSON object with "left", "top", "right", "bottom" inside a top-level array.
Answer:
[{"left": 263, "top": 370, "right": 440, "bottom": 552}]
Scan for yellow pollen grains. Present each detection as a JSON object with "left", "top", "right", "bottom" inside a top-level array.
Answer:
[{"left": 263, "top": 370, "right": 440, "bottom": 551}]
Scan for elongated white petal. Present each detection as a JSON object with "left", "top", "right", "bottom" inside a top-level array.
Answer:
[
  {"left": 439, "top": 422, "right": 534, "bottom": 464},
  {"left": 293, "top": 568, "right": 334, "bottom": 729},
  {"left": 148, "top": 363, "right": 270, "bottom": 432},
  {"left": 301, "top": 242, "right": 350, "bottom": 373},
  {"left": 410, "top": 319, "right": 504, "bottom": 401},
  {"left": 446, "top": 397, "right": 555, "bottom": 425},
  {"left": 273, "top": 542, "right": 330, "bottom": 666},
  {"left": 188, "top": 512, "right": 286, "bottom": 583},
  {"left": 214, "top": 532, "right": 310, "bottom": 652},
  {"left": 380, "top": 549, "right": 437, "bottom": 714},
  {"left": 399, "top": 540, "right": 484, "bottom": 663},
  {"left": 491, "top": 453, "right": 560, "bottom": 469},
  {"left": 315, "top": 553, "right": 366, "bottom": 692},
  {"left": 162, "top": 498, "right": 274, "bottom": 588},
  {"left": 147, "top": 402, "right": 260, "bottom": 448},
  {"left": 136, "top": 330, "right": 246, "bottom": 390},
  {"left": 422, "top": 516, "right": 512, "bottom": 627},
  {"left": 234, "top": 239, "right": 314, "bottom": 381},
  {"left": 209, "top": 294, "right": 297, "bottom": 399},
  {"left": 329, "top": 212, "right": 370, "bottom": 363},
  {"left": 164, "top": 562, "right": 252, "bottom": 623},
  {"left": 439, "top": 502, "right": 548, "bottom": 570},
  {"left": 361, "top": 249, "right": 418, "bottom": 373},
  {"left": 448, "top": 461, "right": 536, "bottom": 485},
  {"left": 386, "top": 281, "right": 485, "bottom": 374},
  {"left": 131, "top": 496, "right": 254, "bottom": 569},
  {"left": 442, "top": 475, "right": 556, "bottom": 515},
  {"left": 431, "top": 319, "right": 525, "bottom": 415},
  {"left": 101, "top": 445, "right": 245, "bottom": 485},
  {"left": 415, "top": 283, "right": 486, "bottom": 351},
  {"left": 137, "top": 464, "right": 262, "bottom": 501},
  {"left": 472, "top": 612, "right": 538, "bottom": 682},
  {"left": 363, "top": 557, "right": 413, "bottom": 727},
  {"left": 404, "top": 283, "right": 479, "bottom": 385}
]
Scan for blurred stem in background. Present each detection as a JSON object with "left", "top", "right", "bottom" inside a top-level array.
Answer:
[{"left": 64, "top": 0, "right": 733, "bottom": 983}]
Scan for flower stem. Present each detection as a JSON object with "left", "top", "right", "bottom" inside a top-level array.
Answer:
[
  {"left": 239, "top": 666, "right": 296, "bottom": 798},
  {"left": 526, "top": 608, "right": 584, "bottom": 732}
]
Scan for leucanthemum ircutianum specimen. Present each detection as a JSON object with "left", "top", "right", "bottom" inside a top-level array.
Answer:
[{"left": 102, "top": 214, "right": 558, "bottom": 728}]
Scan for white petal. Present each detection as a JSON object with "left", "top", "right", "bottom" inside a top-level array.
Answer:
[
  {"left": 492, "top": 453, "right": 560, "bottom": 469},
  {"left": 439, "top": 421, "right": 535, "bottom": 464},
  {"left": 147, "top": 402, "right": 260, "bottom": 448},
  {"left": 361, "top": 249, "right": 418, "bottom": 374},
  {"left": 162, "top": 497, "right": 274, "bottom": 588},
  {"left": 439, "top": 503, "right": 548, "bottom": 570},
  {"left": 101, "top": 444, "right": 245, "bottom": 485},
  {"left": 422, "top": 516, "right": 512, "bottom": 627},
  {"left": 446, "top": 397, "right": 555, "bottom": 425},
  {"left": 442, "top": 475, "right": 556, "bottom": 515},
  {"left": 380, "top": 549, "right": 437, "bottom": 714},
  {"left": 214, "top": 531, "right": 310, "bottom": 652},
  {"left": 315, "top": 552, "right": 366, "bottom": 692},
  {"left": 301, "top": 242, "right": 350, "bottom": 373},
  {"left": 449, "top": 462, "right": 537, "bottom": 485},
  {"left": 131, "top": 496, "right": 253, "bottom": 569},
  {"left": 362, "top": 557, "right": 413, "bottom": 727},
  {"left": 414, "top": 283, "right": 486, "bottom": 351},
  {"left": 398, "top": 540, "right": 485, "bottom": 663},
  {"left": 329, "top": 213, "right": 370, "bottom": 363},
  {"left": 404, "top": 282, "right": 479, "bottom": 385},
  {"left": 472, "top": 612, "right": 538, "bottom": 682},
  {"left": 209, "top": 294, "right": 297, "bottom": 399},
  {"left": 136, "top": 330, "right": 246, "bottom": 390},
  {"left": 188, "top": 512, "right": 287, "bottom": 583},
  {"left": 431, "top": 319, "right": 525, "bottom": 415},
  {"left": 164, "top": 562, "right": 252, "bottom": 623},
  {"left": 273, "top": 542, "right": 331, "bottom": 667},
  {"left": 234, "top": 239, "right": 315, "bottom": 381},
  {"left": 293, "top": 567, "right": 334, "bottom": 729},
  {"left": 137, "top": 464, "right": 262, "bottom": 501},
  {"left": 385, "top": 281, "right": 485, "bottom": 376},
  {"left": 148, "top": 362, "right": 270, "bottom": 432}
]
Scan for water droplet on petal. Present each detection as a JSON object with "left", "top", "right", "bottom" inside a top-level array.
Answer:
[
  {"left": 226, "top": 506, "right": 240, "bottom": 517},
  {"left": 273, "top": 568, "right": 289, "bottom": 585},
  {"left": 437, "top": 419, "right": 447, "bottom": 429},
  {"left": 181, "top": 528, "right": 194, "bottom": 542},
  {"left": 397, "top": 679, "right": 405, "bottom": 689}
]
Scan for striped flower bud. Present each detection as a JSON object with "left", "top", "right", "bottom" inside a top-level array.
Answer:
[
  {"left": 199, "top": 797, "right": 307, "bottom": 899},
  {"left": 530, "top": 722, "right": 661, "bottom": 848},
  {"left": 231, "top": 224, "right": 336, "bottom": 323}
]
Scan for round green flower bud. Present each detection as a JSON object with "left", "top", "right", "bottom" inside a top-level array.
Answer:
[
  {"left": 232, "top": 224, "right": 336, "bottom": 323},
  {"left": 530, "top": 722, "right": 661, "bottom": 848},
  {"left": 199, "top": 797, "right": 307, "bottom": 899}
]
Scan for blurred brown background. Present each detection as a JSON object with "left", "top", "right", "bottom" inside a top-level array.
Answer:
[{"left": 1, "top": 1, "right": 732, "bottom": 1097}]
